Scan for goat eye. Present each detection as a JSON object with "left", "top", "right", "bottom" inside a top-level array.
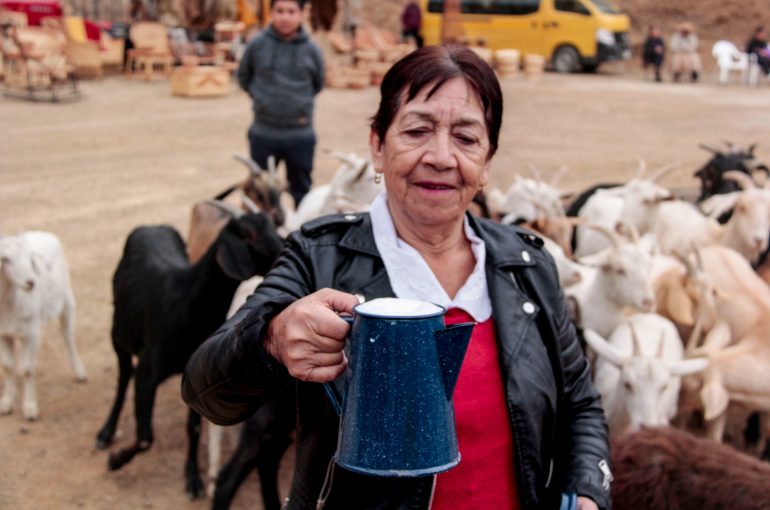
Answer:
[
  {"left": 616, "top": 267, "right": 626, "bottom": 276},
  {"left": 624, "top": 381, "right": 632, "bottom": 391}
]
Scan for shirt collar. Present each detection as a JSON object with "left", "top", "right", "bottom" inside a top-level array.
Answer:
[{"left": 369, "top": 193, "right": 492, "bottom": 322}]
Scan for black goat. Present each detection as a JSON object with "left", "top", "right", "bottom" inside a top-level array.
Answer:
[
  {"left": 95, "top": 212, "right": 283, "bottom": 499},
  {"left": 212, "top": 384, "right": 296, "bottom": 510},
  {"left": 694, "top": 142, "right": 769, "bottom": 202}
]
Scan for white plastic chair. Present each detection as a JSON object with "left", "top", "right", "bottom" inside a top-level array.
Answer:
[{"left": 712, "top": 40, "right": 750, "bottom": 85}]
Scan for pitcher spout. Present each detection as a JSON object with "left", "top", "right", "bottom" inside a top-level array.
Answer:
[{"left": 434, "top": 322, "right": 475, "bottom": 399}]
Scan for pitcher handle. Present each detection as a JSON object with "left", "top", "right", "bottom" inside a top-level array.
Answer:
[{"left": 324, "top": 315, "right": 354, "bottom": 416}]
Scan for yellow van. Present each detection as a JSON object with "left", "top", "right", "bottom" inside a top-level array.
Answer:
[{"left": 420, "top": 0, "right": 631, "bottom": 73}]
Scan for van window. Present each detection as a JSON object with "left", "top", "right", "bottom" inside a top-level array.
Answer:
[
  {"left": 586, "top": 0, "right": 623, "bottom": 14},
  {"left": 427, "top": 0, "right": 541, "bottom": 15},
  {"left": 554, "top": 0, "right": 589, "bottom": 15}
]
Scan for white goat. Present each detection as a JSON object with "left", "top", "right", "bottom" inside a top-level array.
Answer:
[
  {"left": 487, "top": 168, "right": 568, "bottom": 221},
  {"left": 566, "top": 225, "right": 656, "bottom": 337},
  {"left": 574, "top": 162, "right": 677, "bottom": 257},
  {"left": 654, "top": 172, "right": 770, "bottom": 263},
  {"left": 205, "top": 274, "right": 263, "bottom": 497},
  {"left": 584, "top": 314, "right": 708, "bottom": 435},
  {"left": 0, "top": 232, "right": 87, "bottom": 420},
  {"left": 285, "top": 150, "right": 384, "bottom": 231}
]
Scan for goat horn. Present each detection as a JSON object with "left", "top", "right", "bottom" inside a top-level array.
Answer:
[
  {"left": 206, "top": 199, "right": 243, "bottom": 218},
  {"left": 355, "top": 159, "right": 371, "bottom": 182},
  {"left": 550, "top": 165, "right": 568, "bottom": 188},
  {"left": 649, "top": 162, "right": 683, "bottom": 183},
  {"left": 749, "top": 143, "right": 757, "bottom": 155},
  {"left": 242, "top": 195, "right": 261, "bottom": 214},
  {"left": 629, "top": 323, "right": 642, "bottom": 357},
  {"left": 615, "top": 219, "right": 640, "bottom": 244},
  {"left": 527, "top": 163, "right": 543, "bottom": 183},
  {"left": 722, "top": 170, "right": 758, "bottom": 190},
  {"left": 233, "top": 154, "right": 265, "bottom": 176},
  {"left": 699, "top": 143, "right": 720, "bottom": 154},
  {"left": 635, "top": 158, "right": 648, "bottom": 179},
  {"left": 585, "top": 224, "right": 622, "bottom": 248}
]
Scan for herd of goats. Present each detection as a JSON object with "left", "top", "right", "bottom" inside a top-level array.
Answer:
[{"left": 4, "top": 142, "right": 770, "bottom": 509}]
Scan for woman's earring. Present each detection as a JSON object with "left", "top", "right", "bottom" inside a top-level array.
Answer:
[{"left": 374, "top": 172, "right": 383, "bottom": 184}]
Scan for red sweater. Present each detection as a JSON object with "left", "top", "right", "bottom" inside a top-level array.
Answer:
[{"left": 431, "top": 308, "right": 520, "bottom": 509}]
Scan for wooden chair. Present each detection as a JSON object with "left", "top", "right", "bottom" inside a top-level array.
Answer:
[
  {"left": 0, "top": 8, "right": 29, "bottom": 80},
  {"left": 1, "top": 25, "right": 80, "bottom": 101},
  {"left": 126, "top": 21, "right": 173, "bottom": 79},
  {"left": 40, "top": 16, "right": 102, "bottom": 78}
]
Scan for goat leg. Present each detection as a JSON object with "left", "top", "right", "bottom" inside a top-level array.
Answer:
[
  {"left": 95, "top": 345, "right": 133, "bottom": 449},
  {"left": 0, "top": 336, "right": 16, "bottom": 415},
  {"left": 20, "top": 330, "right": 41, "bottom": 421},
  {"left": 185, "top": 408, "right": 205, "bottom": 500},
  {"left": 108, "top": 356, "right": 156, "bottom": 469},
  {"left": 59, "top": 294, "right": 87, "bottom": 382}
]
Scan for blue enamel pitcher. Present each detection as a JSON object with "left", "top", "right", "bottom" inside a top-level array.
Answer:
[{"left": 324, "top": 297, "right": 475, "bottom": 477}]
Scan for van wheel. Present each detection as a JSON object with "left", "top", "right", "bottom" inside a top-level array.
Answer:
[{"left": 553, "top": 46, "right": 580, "bottom": 73}]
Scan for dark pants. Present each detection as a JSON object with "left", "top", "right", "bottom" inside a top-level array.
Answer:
[
  {"left": 248, "top": 127, "right": 316, "bottom": 207},
  {"left": 643, "top": 56, "right": 664, "bottom": 82}
]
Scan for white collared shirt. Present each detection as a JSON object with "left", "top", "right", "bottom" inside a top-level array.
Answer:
[{"left": 369, "top": 193, "right": 492, "bottom": 322}]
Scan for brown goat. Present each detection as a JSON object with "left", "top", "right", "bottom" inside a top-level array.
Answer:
[
  {"left": 611, "top": 426, "right": 770, "bottom": 509},
  {"left": 187, "top": 156, "right": 285, "bottom": 263}
]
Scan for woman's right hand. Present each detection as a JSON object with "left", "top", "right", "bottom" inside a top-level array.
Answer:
[{"left": 265, "top": 288, "right": 359, "bottom": 383}]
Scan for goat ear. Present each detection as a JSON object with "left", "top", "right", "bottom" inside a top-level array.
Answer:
[
  {"left": 668, "top": 357, "right": 709, "bottom": 376},
  {"left": 666, "top": 280, "right": 695, "bottom": 326},
  {"left": 215, "top": 224, "right": 255, "bottom": 281},
  {"left": 583, "top": 329, "right": 625, "bottom": 367},
  {"left": 701, "top": 374, "right": 729, "bottom": 422}
]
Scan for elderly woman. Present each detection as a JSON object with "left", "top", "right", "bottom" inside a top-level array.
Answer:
[{"left": 182, "top": 45, "right": 611, "bottom": 510}]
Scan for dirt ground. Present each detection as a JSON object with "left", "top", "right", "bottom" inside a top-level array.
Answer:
[{"left": 1, "top": 68, "right": 770, "bottom": 510}]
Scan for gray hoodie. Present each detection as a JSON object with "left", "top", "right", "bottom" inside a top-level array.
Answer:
[{"left": 238, "top": 25, "right": 325, "bottom": 135}]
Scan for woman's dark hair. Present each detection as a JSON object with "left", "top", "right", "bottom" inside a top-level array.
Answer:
[{"left": 370, "top": 45, "right": 503, "bottom": 159}]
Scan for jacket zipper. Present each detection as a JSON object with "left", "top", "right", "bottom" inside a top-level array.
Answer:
[
  {"left": 315, "top": 456, "right": 336, "bottom": 509},
  {"left": 426, "top": 475, "right": 437, "bottom": 509}
]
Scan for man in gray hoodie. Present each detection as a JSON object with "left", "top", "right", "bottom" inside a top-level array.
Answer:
[{"left": 238, "top": 0, "right": 325, "bottom": 207}]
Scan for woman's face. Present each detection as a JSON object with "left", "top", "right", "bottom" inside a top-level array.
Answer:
[{"left": 370, "top": 77, "right": 491, "bottom": 231}]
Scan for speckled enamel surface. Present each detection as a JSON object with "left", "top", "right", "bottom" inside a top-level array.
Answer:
[{"left": 331, "top": 305, "right": 474, "bottom": 477}]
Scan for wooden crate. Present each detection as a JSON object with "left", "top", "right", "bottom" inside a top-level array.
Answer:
[{"left": 171, "top": 66, "right": 230, "bottom": 97}]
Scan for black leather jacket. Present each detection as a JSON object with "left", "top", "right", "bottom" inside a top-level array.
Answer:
[{"left": 182, "top": 213, "right": 611, "bottom": 510}]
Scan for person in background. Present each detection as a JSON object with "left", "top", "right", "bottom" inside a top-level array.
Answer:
[
  {"left": 238, "top": 0, "right": 324, "bottom": 207},
  {"left": 669, "top": 21, "right": 700, "bottom": 82},
  {"left": 183, "top": 45, "right": 611, "bottom": 510},
  {"left": 746, "top": 26, "right": 770, "bottom": 75},
  {"left": 642, "top": 25, "right": 665, "bottom": 82},
  {"left": 401, "top": 0, "right": 423, "bottom": 48}
]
